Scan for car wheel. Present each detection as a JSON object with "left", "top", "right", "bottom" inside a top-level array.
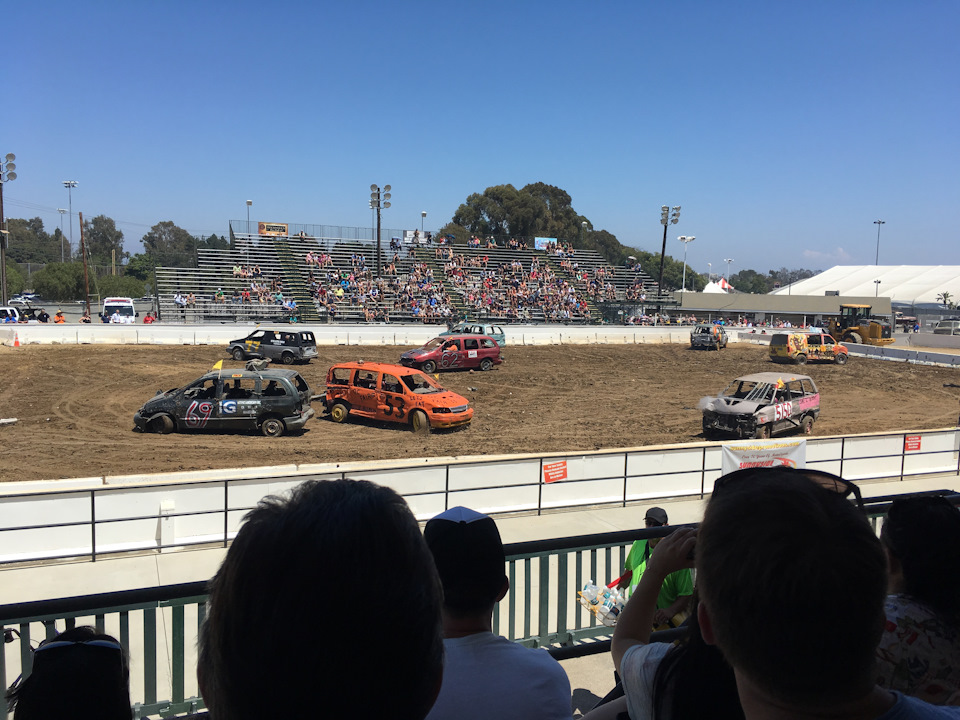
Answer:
[
  {"left": 846, "top": 332, "right": 863, "bottom": 344},
  {"left": 231, "top": 347, "right": 245, "bottom": 361},
  {"left": 260, "top": 417, "right": 285, "bottom": 437},
  {"left": 755, "top": 424, "right": 771, "bottom": 439},
  {"left": 479, "top": 358, "right": 493, "bottom": 371},
  {"left": 835, "top": 353, "right": 848, "bottom": 365},
  {"left": 795, "top": 354, "right": 807, "bottom": 365},
  {"left": 411, "top": 409, "right": 431, "bottom": 434},
  {"left": 281, "top": 352, "right": 295, "bottom": 365},
  {"left": 801, "top": 416, "right": 814, "bottom": 435},
  {"left": 149, "top": 414, "right": 175, "bottom": 434},
  {"left": 421, "top": 360, "right": 437, "bottom": 374},
  {"left": 702, "top": 420, "right": 715, "bottom": 438},
  {"left": 330, "top": 402, "right": 349, "bottom": 424}
]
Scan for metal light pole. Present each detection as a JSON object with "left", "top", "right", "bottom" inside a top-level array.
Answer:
[
  {"left": 724, "top": 258, "right": 734, "bottom": 280},
  {"left": 874, "top": 279, "right": 881, "bottom": 297},
  {"left": 657, "top": 205, "right": 680, "bottom": 312},
  {"left": 370, "top": 184, "right": 391, "bottom": 276},
  {"left": 421, "top": 211, "right": 427, "bottom": 235},
  {"left": 707, "top": 262, "right": 712, "bottom": 281},
  {"left": 63, "top": 181, "right": 78, "bottom": 254},
  {"left": 58, "top": 208, "right": 68, "bottom": 261},
  {"left": 246, "top": 200, "right": 252, "bottom": 234},
  {"left": 873, "top": 220, "right": 885, "bottom": 265},
  {"left": 1, "top": 153, "right": 16, "bottom": 304},
  {"left": 678, "top": 236, "right": 696, "bottom": 291}
]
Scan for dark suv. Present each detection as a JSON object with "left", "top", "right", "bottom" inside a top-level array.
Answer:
[
  {"left": 227, "top": 329, "right": 319, "bottom": 364},
  {"left": 133, "top": 368, "right": 315, "bottom": 437}
]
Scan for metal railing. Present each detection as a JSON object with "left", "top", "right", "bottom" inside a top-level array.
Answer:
[{"left": 3, "top": 490, "right": 958, "bottom": 719}]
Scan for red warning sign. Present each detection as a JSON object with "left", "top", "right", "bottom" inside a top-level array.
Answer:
[
  {"left": 543, "top": 460, "right": 568, "bottom": 483},
  {"left": 904, "top": 435, "right": 922, "bottom": 452}
]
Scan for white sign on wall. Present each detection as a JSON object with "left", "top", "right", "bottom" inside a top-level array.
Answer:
[{"left": 720, "top": 439, "right": 807, "bottom": 475}]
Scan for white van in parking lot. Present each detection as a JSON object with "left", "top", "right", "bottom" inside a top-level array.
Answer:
[{"left": 933, "top": 319, "right": 960, "bottom": 336}]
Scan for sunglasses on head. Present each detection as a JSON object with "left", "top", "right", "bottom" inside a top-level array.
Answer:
[
  {"left": 714, "top": 467, "right": 864, "bottom": 512},
  {"left": 35, "top": 639, "right": 123, "bottom": 654}
]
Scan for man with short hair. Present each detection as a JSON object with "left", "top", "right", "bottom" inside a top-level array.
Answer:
[
  {"left": 198, "top": 479, "right": 444, "bottom": 720},
  {"left": 696, "top": 468, "right": 960, "bottom": 718},
  {"left": 617, "top": 507, "right": 693, "bottom": 626},
  {"left": 423, "top": 506, "right": 571, "bottom": 720}
]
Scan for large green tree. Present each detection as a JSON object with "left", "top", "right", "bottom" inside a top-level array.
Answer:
[
  {"left": 30, "top": 262, "right": 87, "bottom": 302},
  {"left": 141, "top": 221, "right": 198, "bottom": 267},
  {"left": 6, "top": 218, "right": 59, "bottom": 264},
  {"left": 450, "top": 182, "right": 634, "bottom": 264},
  {"left": 83, "top": 215, "right": 126, "bottom": 266}
]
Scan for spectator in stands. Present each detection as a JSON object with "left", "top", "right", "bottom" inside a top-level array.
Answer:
[
  {"left": 616, "top": 507, "right": 693, "bottom": 626},
  {"left": 876, "top": 496, "right": 960, "bottom": 704},
  {"left": 423, "top": 506, "right": 571, "bottom": 720},
  {"left": 5, "top": 626, "right": 132, "bottom": 720},
  {"left": 607, "top": 527, "right": 742, "bottom": 720},
  {"left": 142, "top": 312, "right": 156, "bottom": 324},
  {"left": 79, "top": 311, "right": 92, "bottom": 323},
  {"left": 54, "top": 310, "right": 66, "bottom": 323},
  {"left": 696, "top": 467, "right": 960, "bottom": 719},
  {"left": 37, "top": 308, "right": 50, "bottom": 323},
  {"left": 198, "top": 479, "right": 443, "bottom": 720}
]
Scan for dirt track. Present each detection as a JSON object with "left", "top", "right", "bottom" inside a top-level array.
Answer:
[{"left": 1, "top": 342, "right": 958, "bottom": 483}]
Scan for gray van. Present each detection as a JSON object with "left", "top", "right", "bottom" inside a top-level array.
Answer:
[{"left": 227, "top": 329, "right": 319, "bottom": 364}]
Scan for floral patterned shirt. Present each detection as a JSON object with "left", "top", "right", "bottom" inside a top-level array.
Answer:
[{"left": 876, "top": 594, "right": 960, "bottom": 705}]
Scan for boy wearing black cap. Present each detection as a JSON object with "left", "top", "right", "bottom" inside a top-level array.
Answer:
[
  {"left": 424, "top": 506, "right": 572, "bottom": 720},
  {"left": 617, "top": 507, "right": 693, "bottom": 626}
]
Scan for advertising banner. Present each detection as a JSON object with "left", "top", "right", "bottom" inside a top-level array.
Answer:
[
  {"left": 258, "top": 222, "right": 288, "bottom": 237},
  {"left": 720, "top": 438, "right": 807, "bottom": 475},
  {"left": 534, "top": 237, "right": 556, "bottom": 250}
]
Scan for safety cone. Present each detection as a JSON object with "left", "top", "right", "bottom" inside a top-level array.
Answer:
[{"left": 13, "top": 332, "right": 20, "bottom": 347}]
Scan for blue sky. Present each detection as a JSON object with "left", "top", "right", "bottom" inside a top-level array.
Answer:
[{"left": 5, "top": 0, "right": 958, "bottom": 276}]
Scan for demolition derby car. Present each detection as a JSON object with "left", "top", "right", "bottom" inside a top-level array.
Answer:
[
  {"left": 689, "top": 324, "right": 728, "bottom": 350},
  {"left": 399, "top": 334, "right": 503, "bottom": 373},
  {"left": 133, "top": 368, "right": 315, "bottom": 437},
  {"left": 325, "top": 361, "right": 473, "bottom": 432},
  {"left": 226, "top": 329, "right": 318, "bottom": 364},
  {"left": 700, "top": 372, "right": 820, "bottom": 439},
  {"left": 769, "top": 332, "right": 848, "bottom": 365}
]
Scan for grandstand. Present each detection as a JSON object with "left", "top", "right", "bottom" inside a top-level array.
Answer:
[{"left": 153, "top": 225, "right": 674, "bottom": 324}]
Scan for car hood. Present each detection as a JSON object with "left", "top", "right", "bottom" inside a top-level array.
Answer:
[
  {"left": 430, "top": 391, "right": 470, "bottom": 409},
  {"left": 140, "top": 389, "right": 177, "bottom": 413},
  {"left": 699, "top": 396, "right": 766, "bottom": 414},
  {"left": 400, "top": 348, "right": 429, "bottom": 358}
]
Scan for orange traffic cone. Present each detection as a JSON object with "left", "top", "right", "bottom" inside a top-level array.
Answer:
[{"left": 13, "top": 332, "right": 20, "bottom": 347}]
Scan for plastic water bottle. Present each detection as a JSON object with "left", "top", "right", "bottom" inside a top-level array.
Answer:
[
  {"left": 580, "top": 581, "right": 600, "bottom": 607},
  {"left": 601, "top": 589, "right": 623, "bottom": 626}
]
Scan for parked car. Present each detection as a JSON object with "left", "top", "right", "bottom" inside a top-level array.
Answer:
[
  {"left": 399, "top": 334, "right": 503, "bottom": 373},
  {"left": 133, "top": 368, "right": 315, "bottom": 437},
  {"left": 325, "top": 361, "right": 473, "bottom": 433},
  {"left": 227, "top": 329, "right": 318, "bottom": 364},
  {"left": 690, "top": 324, "right": 728, "bottom": 350},
  {"left": 933, "top": 319, "right": 960, "bottom": 336},
  {"left": 0, "top": 306, "right": 20, "bottom": 323},
  {"left": 700, "top": 372, "right": 820, "bottom": 439},
  {"left": 440, "top": 322, "right": 505, "bottom": 346},
  {"left": 769, "top": 332, "right": 848, "bottom": 365}
]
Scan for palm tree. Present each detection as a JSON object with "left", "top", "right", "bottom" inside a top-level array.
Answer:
[{"left": 937, "top": 291, "right": 953, "bottom": 307}]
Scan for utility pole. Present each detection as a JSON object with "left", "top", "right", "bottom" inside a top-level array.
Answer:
[
  {"left": 657, "top": 205, "right": 680, "bottom": 314},
  {"left": 79, "top": 212, "right": 92, "bottom": 317}
]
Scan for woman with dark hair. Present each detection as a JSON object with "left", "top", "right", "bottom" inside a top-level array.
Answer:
[
  {"left": 602, "top": 527, "right": 743, "bottom": 720},
  {"left": 876, "top": 495, "right": 960, "bottom": 704},
  {"left": 5, "top": 626, "right": 132, "bottom": 720}
]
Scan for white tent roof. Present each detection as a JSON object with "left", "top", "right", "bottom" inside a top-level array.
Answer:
[
  {"left": 771, "top": 266, "right": 960, "bottom": 306},
  {"left": 702, "top": 281, "right": 727, "bottom": 294}
]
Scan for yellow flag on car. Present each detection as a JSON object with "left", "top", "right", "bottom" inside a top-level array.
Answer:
[{"left": 212, "top": 360, "right": 223, "bottom": 371}]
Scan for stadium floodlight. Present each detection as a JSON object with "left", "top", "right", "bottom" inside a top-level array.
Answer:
[
  {"left": 62, "top": 180, "right": 78, "bottom": 260},
  {"left": 1, "top": 153, "right": 17, "bottom": 303},
  {"left": 370, "top": 184, "right": 392, "bottom": 275},
  {"left": 678, "top": 236, "right": 696, "bottom": 291},
  {"left": 873, "top": 220, "right": 885, "bottom": 265},
  {"left": 657, "top": 205, "right": 681, "bottom": 312}
]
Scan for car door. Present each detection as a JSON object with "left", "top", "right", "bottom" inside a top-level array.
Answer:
[
  {"left": 243, "top": 330, "right": 270, "bottom": 358},
  {"left": 351, "top": 369, "right": 380, "bottom": 418},
  {"left": 439, "top": 338, "right": 465, "bottom": 369},
  {"left": 376, "top": 372, "right": 409, "bottom": 423},
  {"left": 220, "top": 376, "right": 260, "bottom": 430},
  {"left": 177, "top": 378, "right": 221, "bottom": 431}
]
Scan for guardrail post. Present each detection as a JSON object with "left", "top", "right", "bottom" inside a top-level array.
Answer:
[
  {"left": 223, "top": 480, "right": 229, "bottom": 548},
  {"left": 91, "top": 490, "right": 97, "bottom": 562}
]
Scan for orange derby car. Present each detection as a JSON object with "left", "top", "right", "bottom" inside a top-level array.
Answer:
[{"left": 325, "top": 361, "right": 473, "bottom": 433}]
